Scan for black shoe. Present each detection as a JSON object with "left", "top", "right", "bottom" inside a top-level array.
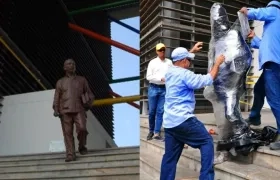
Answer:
[
  {"left": 153, "top": 135, "right": 163, "bottom": 140},
  {"left": 65, "top": 155, "right": 76, "bottom": 162},
  {"left": 79, "top": 147, "right": 88, "bottom": 155},
  {"left": 245, "top": 117, "right": 261, "bottom": 126},
  {"left": 147, "top": 132, "right": 154, "bottom": 140}
]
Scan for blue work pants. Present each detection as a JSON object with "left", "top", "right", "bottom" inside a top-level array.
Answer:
[
  {"left": 148, "top": 83, "right": 165, "bottom": 133},
  {"left": 160, "top": 117, "right": 214, "bottom": 180}
]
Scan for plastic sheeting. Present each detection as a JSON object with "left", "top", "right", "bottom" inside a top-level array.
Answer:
[
  {"left": 203, "top": 3, "right": 252, "bottom": 140},
  {"left": 237, "top": 12, "right": 251, "bottom": 40}
]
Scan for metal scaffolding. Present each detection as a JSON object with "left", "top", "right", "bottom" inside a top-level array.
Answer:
[
  {"left": 69, "top": 23, "right": 140, "bottom": 56},
  {"left": 0, "top": 2, "right": 140, "bottom": 107},
  {"left": 68, "top": 0, "right": 138, "bottom": 16},
  {"left": 139, "top": 0, "right": 270, "bottom": 114}
]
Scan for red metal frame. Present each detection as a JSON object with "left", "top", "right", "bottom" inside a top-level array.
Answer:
[{"left": 68, "top": 23, "right": 140, "bottom": 56}]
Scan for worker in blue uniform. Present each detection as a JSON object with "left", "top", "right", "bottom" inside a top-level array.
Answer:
[
  {"left": 240, "top": 0, "right": 280, "bottom": 150},
  {"left": 160, "top": 47, "right": 225, "bottom": 180}
]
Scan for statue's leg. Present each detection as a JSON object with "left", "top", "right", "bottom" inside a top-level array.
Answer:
[
  {"left": 204, "top": 86, "right": 233, "bottom": 140},
  {"left": 74, "top": 111, "right": 89, "bottom": 155},
  {"left": 61, "top": 113, "right": 76, "bottom": 162},
  {"left": 204, "top": 86, "right": 231, "bottom": 164},
  {"left": 224, "top": 91, "right": 248, "bottom": 136}
]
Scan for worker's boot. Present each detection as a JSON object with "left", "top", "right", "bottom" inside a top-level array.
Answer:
[
  {"left": 245, "top": 117, "right": 261, "bottom": 126},
  {"left": 270, "top": 134, "right": 280, "bottom": 150}
]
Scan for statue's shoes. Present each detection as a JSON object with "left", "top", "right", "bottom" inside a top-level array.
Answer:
[
  {"left": 232, "top": 121, "right": 250, "bottom": 136},
  {"left": 213, "top": 151, "right": 229, "bottom": 165}
]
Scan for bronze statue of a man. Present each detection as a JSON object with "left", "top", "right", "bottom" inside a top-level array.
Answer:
[{"left": 53, "top": 59, "right": 94, "bottom": 162}]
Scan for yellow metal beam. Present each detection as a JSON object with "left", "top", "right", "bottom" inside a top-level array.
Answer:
[
  {"left": 247, "top": 76, "right": 259, "bottom": 78},
  {"left": 239, "top": 100, "right": 269, "bottom": 110},
  {"left": 0, "top": 37, "right": 47, "bottom": 89},
  {"left": 92, "top": 95, "right": 140, "bottom": 106}
]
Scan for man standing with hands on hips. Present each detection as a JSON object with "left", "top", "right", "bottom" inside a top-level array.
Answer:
[{"left": 146, "top": 42, "right": 203, "bottom": 140}]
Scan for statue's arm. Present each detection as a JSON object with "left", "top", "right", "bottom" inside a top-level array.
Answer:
[
  {"left": 83, "top": 77, "right": 95, "bottom": 104},
  {"left": 53, "top": 80, "right": 61, "bottom": 114},
  {"left": 208, "top": 38, "right": 215, "bottom": 72}
]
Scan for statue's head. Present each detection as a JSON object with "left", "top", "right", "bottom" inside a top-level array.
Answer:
[
  {"left": 63, "top": 59, "right": 76, "bottom": 74},
  {"left": 210, "top": 3, "right": 231, "bottom": 38}
]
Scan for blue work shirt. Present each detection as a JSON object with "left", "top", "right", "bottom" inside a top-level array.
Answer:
[
  {"left": 247, "top": 0, "right": 280, "bottom": 70},
  {"left": 163, "top": 66, "right": 213, "bottom": 128}
]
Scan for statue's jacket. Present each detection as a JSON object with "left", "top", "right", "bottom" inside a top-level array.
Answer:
[{"left": 53, "top": 75, "right": 94, "bottom": 114}]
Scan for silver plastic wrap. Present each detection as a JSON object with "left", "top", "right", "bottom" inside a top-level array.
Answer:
[
  {"left": 203, "top": 3, "right": 252, "bottom": 140},
  {"left": 237, "top": 12, "right": 251, "bottom": 40}
]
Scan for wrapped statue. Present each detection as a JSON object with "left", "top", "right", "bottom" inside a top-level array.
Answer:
[
  {"left": 203, "top": 3, "right": 278, "bottom": 164},
  {"left": 204, "top": 2, "right": 252, "bottom": 138}
]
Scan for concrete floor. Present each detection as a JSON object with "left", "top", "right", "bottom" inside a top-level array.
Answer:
[{"left": 196, "top": 110, "right": 277, "bottom": 128}]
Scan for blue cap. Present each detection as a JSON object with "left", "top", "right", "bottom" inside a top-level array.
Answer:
[{"left": 171, "top": 47, "right": 195, "bottom": 62}]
